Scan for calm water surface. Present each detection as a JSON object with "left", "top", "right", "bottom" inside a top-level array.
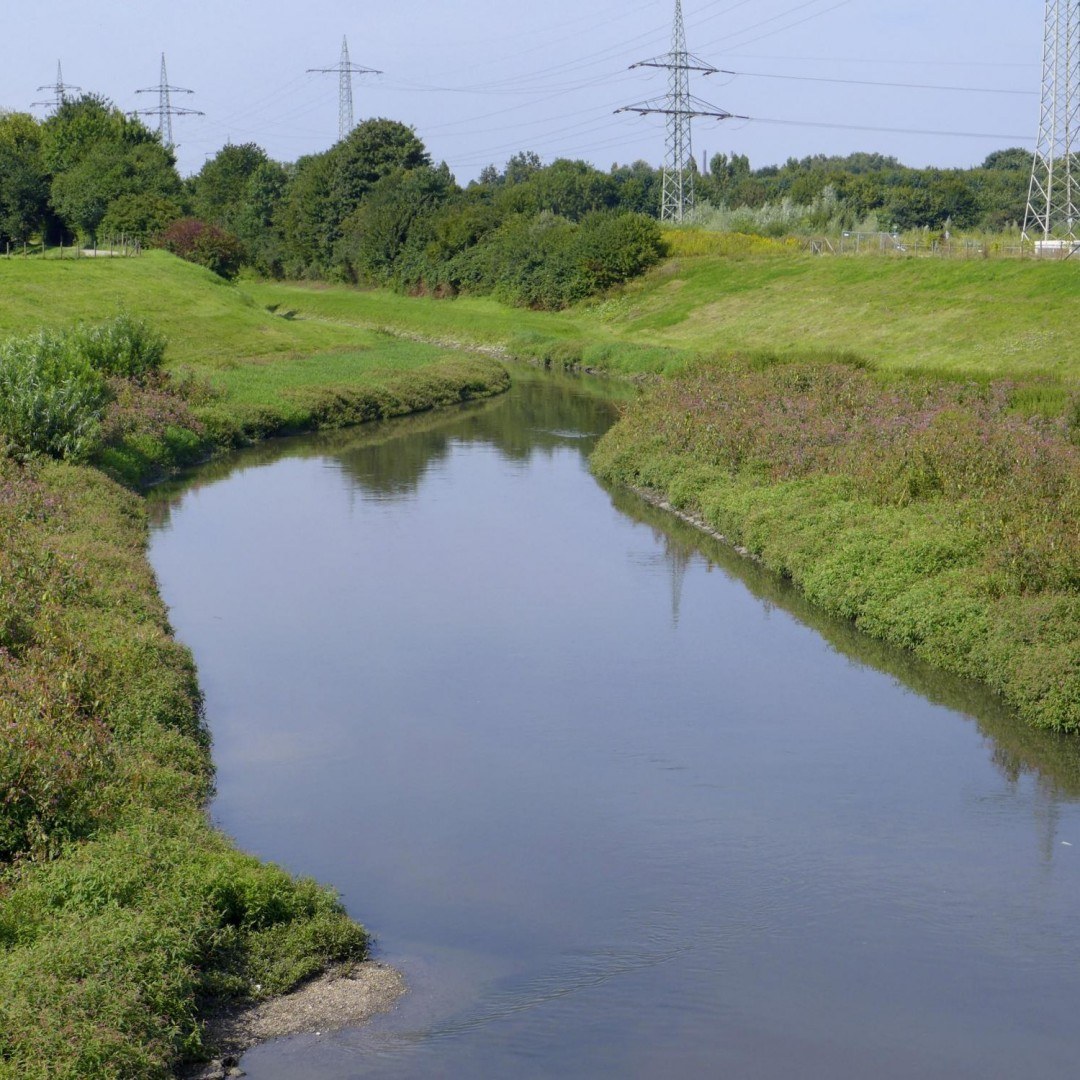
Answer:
[{"left": 149, "top": 373, "right": 1080, "bottom": 1079}]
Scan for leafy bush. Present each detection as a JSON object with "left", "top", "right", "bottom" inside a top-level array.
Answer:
[
  {"left": 0, "top": 330, "right": 108, "bottom": 462},
  {"left": 158, "top": 217, "right": 244, "bottom": 280},
  {"left": 574, "top": 211, "right": 665, "bottom": 291},
  {"left": 71, "top": 313, "right": 167, "bottom": 380}
]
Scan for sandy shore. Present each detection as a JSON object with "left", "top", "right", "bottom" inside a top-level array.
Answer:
[{"left": 185, "top": 961, "right": 406, "bottom": 1078}]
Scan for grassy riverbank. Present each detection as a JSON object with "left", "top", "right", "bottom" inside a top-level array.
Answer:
[
  {"left": 0, "top": 458, "right": 372, "bottom": 1077},
  {"left": 2, "top": 243, "right": 1078, "bottom": 1074},
  {"left": 0, "top": 256, "right": 511, "bottom": 1077},
  {"left": 592, "top": 360, "right": 1080, "bottom": 732},
  {"left": 246, "top": 234, "right": 1080, "bottom": 390}
]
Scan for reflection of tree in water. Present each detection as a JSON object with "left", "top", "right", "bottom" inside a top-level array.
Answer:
[
  {"left": 606, "top": 485, "right": 1080, "bottom": 807},
  {"left": 333, "top": 375, "right": 618, "bottom": 497},
  {"left": 150, "top": 372, "right": 621, "bottom": 525}
]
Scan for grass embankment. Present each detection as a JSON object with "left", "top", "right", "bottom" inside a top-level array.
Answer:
[
  {"left": 0, "top": 252, "right": 510, "bottom": 484},
  {"left": 0, "top": 254, "right": 511, "bottom": 1077},
  {"left": 592, "top": 361, "right": 1080, "bottom": 732},
  {"left": 246, "top": 241, "right": 1079, "bottom": 731},
  {"left": 0, "top": 459, "right": 368, "bottom": 1077},
  {"left": 247, "top": 233, "right": 1080, "bottom": 392}
]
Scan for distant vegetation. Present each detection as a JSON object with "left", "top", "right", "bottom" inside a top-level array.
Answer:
[{"left": 1, "top": 95, "right": 1037, "bottom": 305}]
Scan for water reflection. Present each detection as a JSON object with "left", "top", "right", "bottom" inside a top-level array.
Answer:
[
  {"left": 150, "top": 370, "right": 1080, "bottom": 808},
  {"left": 610, "top": 491, "right": 1080, "bottom": 804},
  {"left": 148, "top": 368, "right": 1080, "bottom": 1080}
]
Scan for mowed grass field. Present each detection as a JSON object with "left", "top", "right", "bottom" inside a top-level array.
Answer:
[
  {"left": 245, "top": 239, "right": 1080, "bottom": 388},
  {"left": 0, "top": 252, "right": 510, "bottom": 420},
  {"left": 4, "top": 242, "right": 1076, "bottom": 389}
]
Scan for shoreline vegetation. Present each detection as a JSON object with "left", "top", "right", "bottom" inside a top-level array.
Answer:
[
  {"left": 0, "top": 260, "right": 509, "bottom": 1077},
  {"left": 1, "top": 241, "right": 1078, "bottom": 1076}
]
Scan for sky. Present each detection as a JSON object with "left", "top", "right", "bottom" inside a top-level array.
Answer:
[{"left": 2, "top": 0, "right": 1045, "bottom": 180}]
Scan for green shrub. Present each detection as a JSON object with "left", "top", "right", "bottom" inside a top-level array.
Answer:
[
  {"left": 72, "top": 314, "right": 167, "bottom": 380},
  {"left": 158, "top": 218, "right": 244, "bottom": 280},
  {"left": 0, "top": 330, "right": 108, "bottom": 461},
  {"left": 574, "top": 211, "right": 665, "bottom": 291}
]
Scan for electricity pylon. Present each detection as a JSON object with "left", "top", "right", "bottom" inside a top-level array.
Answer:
[
  {"left": 1023, "top": 0, "right": 1080, "bottom": 242},
  {"left": 308, "top": 36, "right": 382, "bottom": 143},
  {"left": 32, "top": 61, "right": 81, "bottom": 112},
  {"left": 135, "top": 54, "right": 203, "bottom": 150},
  {"left": 617, "top": 0, "right": 740, "bottom": 221}
]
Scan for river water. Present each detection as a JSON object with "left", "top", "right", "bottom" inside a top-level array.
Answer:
[{"left": 148, "top": 371, "right": 1080, "bottom": 1080}]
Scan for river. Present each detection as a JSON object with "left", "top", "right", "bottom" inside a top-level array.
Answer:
[{"left": 148, "top": 370, "right": 1080, "bottom": 1079}]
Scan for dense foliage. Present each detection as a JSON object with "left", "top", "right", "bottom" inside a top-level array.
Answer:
[
  {"left": 159, "top": 217, "right": 245, "bottom": 280},
  {"left": 693, "top": 148, "right": 1032, "bottom": 234},
  {"left": 0, "top": 93, "right": 1038, "bottom": 293}
]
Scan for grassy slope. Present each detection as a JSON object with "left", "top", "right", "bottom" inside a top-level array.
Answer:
[
  {"left": 0, "top": 253, "right": 510, "bottom": 481},
  {"left": 245, "top": 244, "right": 1080, "bottom": 386}
]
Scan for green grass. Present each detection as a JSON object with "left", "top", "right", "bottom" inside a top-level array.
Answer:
[
  {"left": 0, "top": 254, "right": 512, "bottom": 484},
  {"left": 245, "top": 242, "right": 1080, "bottom": 391}
]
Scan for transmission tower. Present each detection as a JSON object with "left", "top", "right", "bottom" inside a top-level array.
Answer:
[
  {"left": 1023, "top": 0, "right": 1080, "bottom": 242},
  {"left": 308, "top": 36, "right": 382, "bottom": 143},
  {"left": 617, "top": 0, "right": 740, "bottom": 221},
  {"left": 134, "top": 54, "right": 203, "bottom": 150},
  {"left": 32, "top": 61, "right": 81, "bottom": 112}
]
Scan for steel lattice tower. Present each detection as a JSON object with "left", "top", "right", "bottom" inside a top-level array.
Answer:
[
  {"left": 1023, "top": 0, "right": 1080, "bottom": 242},
  {"left": 32, "top": 61, "right": 81, "bottom": 112},
  {"left": 134, "top": 55, "right": 203, "bottom": 150},
  {"left": 308, "top": 37, "right": 382, "bottom": 143},
  {"left": 618, "top": 0, "right": 737, "bottom": 221}
]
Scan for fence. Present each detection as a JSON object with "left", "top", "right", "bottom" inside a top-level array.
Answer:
[
  {"left": 3, "top": 236, "right": 143, "bottom": 259},
  {"left": 802, "top": 231, "right": 1076, "bottom": 261}
]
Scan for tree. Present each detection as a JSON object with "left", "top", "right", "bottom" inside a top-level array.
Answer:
[
  {"left": 189, "top": 142, "right": 269, "bottom": 230},
  {"left": 40, "top": 95, "right": 180, "bottom": 244},
  {"left": 0, "top": 112, "right": 51, "bottom": 244},
  {"left": 50, "top": 140, "right": 180, "bottom": 244},
  {"left": 336, "top": 164, "right": 454, "bottom": 284},
  {"left": 279, "top": 119, "right": 431, "bottom": 276}
]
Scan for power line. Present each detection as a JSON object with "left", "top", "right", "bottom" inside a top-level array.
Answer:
[
  {"left": 619, "top": 0, "right": 740, "bottom": 220},
  {"left": 32, "top": 60, "right": 80, "bottom": 112},
  {"left": 722, "top": 69, "right": 1039, "bottom": 96},
  {"left": 748, "top": 115, "right": 1035, "bottom": 141},
  {"left": 308, "top": 36, "right": 381, "bottom": 143}
]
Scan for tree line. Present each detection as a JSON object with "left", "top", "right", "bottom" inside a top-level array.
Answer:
[{"left": 0, "top": 93, "right": 1036, "bottom": 306}]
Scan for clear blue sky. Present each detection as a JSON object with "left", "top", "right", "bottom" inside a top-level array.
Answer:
[{"left": 3, "top": 0, "right": 1042, "bottom": 179}]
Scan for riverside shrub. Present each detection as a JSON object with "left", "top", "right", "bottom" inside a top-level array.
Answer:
[
  {"left": 159, "top": 217, "right": 244, "bottom": 280},
  {"left": 0, "top": 330, "right": 108, "bottom": 461}
]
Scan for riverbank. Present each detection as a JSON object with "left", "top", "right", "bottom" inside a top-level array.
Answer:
[
  {"left": 3, "top": 244, "right": 1078, "bottom": 1073},
  {"left": 0, "top": 268, "right": 512, "bottom": 1077},
  {"left": 591, "top": 360, "right": 1079, "bottom": 732}
]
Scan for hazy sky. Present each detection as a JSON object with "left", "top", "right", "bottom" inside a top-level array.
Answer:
[{"left": 4, "top": 0, "right": 1043, "bottom": 180}]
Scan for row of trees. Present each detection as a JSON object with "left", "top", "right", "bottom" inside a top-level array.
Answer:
[
  {"left": 0, "top": 93, "right": 1038, "bottom": 302},
  {"left": 699, "top": 148, "right": 1033, "bottom": 232}
]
